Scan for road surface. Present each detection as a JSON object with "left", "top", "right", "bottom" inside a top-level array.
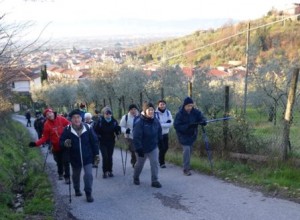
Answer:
[{"left": 13, "top": 114, "right": 300, "bottom": 220}]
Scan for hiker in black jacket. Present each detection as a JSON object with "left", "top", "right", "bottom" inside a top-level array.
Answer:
[{"left": 93, "top": 106, "right": 121, "bottom": 179}]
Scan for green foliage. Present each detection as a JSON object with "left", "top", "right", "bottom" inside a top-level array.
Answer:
[{"left": 0, "top": 118, "right": 54, "bottom": 219}]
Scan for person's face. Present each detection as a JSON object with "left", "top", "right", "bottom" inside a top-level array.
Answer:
[
  {"left": 104, "top": 112, "right": 112, "bottom": 119},
  {"left": 129, "top": 108, "right": 138, "bottom": 116},
  {"left": 184, "top": 104, "right": 194, "bottom": 113},
  {"left": 85, "top": 117, "right": 92, "bottom": 123},
  {"left": 46, "top": 111, "right": 55, "bottom": 120},
  {"left": 71, "top": 114, "right": 82, "bottom": 126},
  {"left": 145, "top": 107, "right": 155, "bottom": 118},
  {"left": 158, "top": 102, "right": 166, "bottom": 110}
]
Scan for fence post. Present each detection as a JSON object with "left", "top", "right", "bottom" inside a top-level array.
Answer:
[
  {"left": 139, "top": 92, "right": 143, "bottom": 110},
  {"left": 223, "top": 86, "right": 230, "bottom": 156},
  {"left": 161, "top": 87, "right": 164, "bottom": 100},
  {"left": 118, "top": 97, "right": 122, "bottom": 119},
  {"left": 122, "top": 95, "right": 126, "bottom": 115},
  {"left": 188, "top": 80, "right": 193, "bottom": 98},
  {"left": 281, "top": 68, "right": 299, "bottom": 161}
]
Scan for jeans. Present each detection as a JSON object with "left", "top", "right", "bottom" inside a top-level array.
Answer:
[{"left": 182, "top": 144, "right": 193, "bottom": 171}]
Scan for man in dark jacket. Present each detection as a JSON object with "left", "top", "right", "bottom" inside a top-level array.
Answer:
[
  {"left": 174, "top": 97, "right": 207, "bottom": 176},
  {"left": 93, "top": 106, "right": 121, "bottom": 179},
  {"left": 33, "top": 112, "right": 45, "bottom": 139},
  {"left": 25, "top": 110, "right": 31, "bottom": 127},
  {"left": 133, "top": 102, "right": 162, "bottom": 188},
  {"left": 60, "top": 109, "right": 100, "bottom": 203}
]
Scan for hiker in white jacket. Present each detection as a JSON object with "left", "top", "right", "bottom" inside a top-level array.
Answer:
[
  {"left": 155, "top": 100, "right": 173, "bottom": 168},
  {"left": 119, "top": 104, "right": 139, "bottom": 167}
]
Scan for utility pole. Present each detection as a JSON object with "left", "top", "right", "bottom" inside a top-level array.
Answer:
[{"left": 243, "top": 22, "right": 250, "bottom": 116}]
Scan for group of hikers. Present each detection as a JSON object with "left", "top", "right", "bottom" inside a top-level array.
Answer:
[{"left": 27, "top": 97, "right": 207, "bottom": 203}]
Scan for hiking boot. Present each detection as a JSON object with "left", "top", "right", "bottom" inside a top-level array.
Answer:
[
  {"left": 86, "top": 193, "right": 94, "bottom": 203},
  {"left": 65, "top": 178, "right": 71, "bottom": 184},
  {"left": 75, "top": 190, "right": 82, "bottom": 197},
  {"left": 58, "top": 175, "right": 64, "bottom": 180},
  {"left": 108, "top": 172, "right": 114, "bottom": 177},
  {"left": 160, "top": 164, "right": 166, "bottom": 168},
  {"left": 133, "top": 178, "right": 140, "bottom": 185},
  {"left": 183, "top": 169, "right": 192, "bottom": 176},
  {"left": 151, "top": 181, "right": 162, "bottom": 188},
  {"left": 102, "top": 173, "right": 107, "bottom": 179}
]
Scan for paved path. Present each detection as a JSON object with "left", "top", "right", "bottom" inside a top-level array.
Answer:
[{"left": 13, "top": 114, "right": 300, "bottom": 220}]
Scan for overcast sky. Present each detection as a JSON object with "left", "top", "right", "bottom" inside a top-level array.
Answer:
[{"left": 0, "top": 0, "right": 297, "bottom": 39}]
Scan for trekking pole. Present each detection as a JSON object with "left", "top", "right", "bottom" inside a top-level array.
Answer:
[
  {"left": 68, "top": 148, "right": 72, "bottom": 204},
  {"left": 206, "top": 117, "right": 233, "bottom": 123},
  {"left": 201, "top": 125, "right": 213, "bottom": 169},
  {"left": 120, "top": 147, "right": 126, "bottom": 175},
  {"left": 69, "top": 174, "right": 72, "bottom": 203},
  {"left": 42, "top": 147, "right": 49, "bottom": 171},
  {"left": 124, "top": 148, "right": 128, "bottom": 175}
]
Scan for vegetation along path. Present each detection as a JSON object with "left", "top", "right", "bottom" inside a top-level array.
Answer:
[{"left": 13, "top": 114, "right": 300, "bottom": 220}]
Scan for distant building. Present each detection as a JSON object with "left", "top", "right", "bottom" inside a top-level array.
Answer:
[{"left": 284, "top": 3, "right": 300, "bottom": 18}]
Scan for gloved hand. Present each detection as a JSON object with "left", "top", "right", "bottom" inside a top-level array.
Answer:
[
  {"left": 115, "top": 126, "right": 121, "bottom": 135},
  {"left": 199, "top": 120, "right": 207, "bottom": 126},
  {"left": 125, "top": 128, "right": 131, "bottom": 134},
  {"left": 64, "top": 139, "right": 72, "bottom": 148},
  {"left": 166, "top": 120, "right": 171, "bottom": 123},
  {"left": 136, "top": 148, "right": 144, "bottom": 158},
  {"left": 94, "top": 155, "right": 100, "bottom": 167},
  {"left": 188, "top": 123, "right": 198, "bottom": 129},
  {"left": 28, "top": 142, "right": 36, "bottom": 147}
]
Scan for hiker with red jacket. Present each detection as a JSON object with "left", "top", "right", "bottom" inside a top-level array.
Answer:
[{"left": 28, "top": 108, "right": 71, "bottom": 183}]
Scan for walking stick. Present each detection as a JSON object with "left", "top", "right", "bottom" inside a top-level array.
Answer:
[
  {"left": 42, "top": 147, "right": 49, "bottom": 171},
  {"left": 206, "top": 117, "right": 233, "bottom": 123},
  {"left": 67, "top": 148, "right": 72, "bottom": 204},
  {"left": 69, "top": 173, "right": 72, "bottom": 204},
  {"left": 201, "top": 125, "right": 213, "bottom": 169},
  {"left": 120, "top": 148, "right": 125, "bottom": 175}
]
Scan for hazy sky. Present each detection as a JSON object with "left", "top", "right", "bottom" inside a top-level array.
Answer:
[{"left": 0, "top": 0, "right": 297, "bottom": 39}]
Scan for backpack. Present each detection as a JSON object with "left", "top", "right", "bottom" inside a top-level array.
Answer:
[{"left": 155, "top": 109, "right": 170, "bottom": 120}]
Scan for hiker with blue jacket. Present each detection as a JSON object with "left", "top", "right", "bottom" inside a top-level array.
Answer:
[
  {"left": 60, "top": 109, "right": 100, "bottom": 203},
  {"left": 119, "top": 104, "right": 139, "bottom": 168},
  {"left": 133, "top": 102, "right": 163, "bottom": 188},
  {"left": 174, "top": 97, "right": 207, "bottom": 176}
]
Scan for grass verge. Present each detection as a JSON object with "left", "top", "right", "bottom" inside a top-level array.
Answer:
[
  {"left": 166, "top": 149, "right": 300, "bottom": 202},
  {"left": 0, "top": 117, "right": 54, "bottom": 220}
]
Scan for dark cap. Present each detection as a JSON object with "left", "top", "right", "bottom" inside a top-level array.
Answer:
[
  {"left": 183, "top": 97, "right": 194, "bottom": 107},
  {"left": 69, "top": 109, "right": 82, "bottom": 118},
  {"left": 128, "top": 104, "right": 138, "bottom": 111}
]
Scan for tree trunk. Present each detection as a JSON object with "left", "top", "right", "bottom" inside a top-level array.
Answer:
[{"left": 281, "top": 68, "right": 299, "bottom": 161}]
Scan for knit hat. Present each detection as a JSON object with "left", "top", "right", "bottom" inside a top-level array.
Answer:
[
  {"left": 143, "top": 102, "right": 155, "bottom": 114},
  {"left": 43, "top": 108, "right": 53, "bottom": 117},
  {"left": 128, "top": 104, "right": 138, "bottom": 111},
  {"left": 183, "top": 97, "right": 194, "bottom": 107},
  {"left": 69, "top": 109, "right": 82, "bottom": 118},
  {"left": 101, "top": 106, "right": 112, "bottom": 115}
]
